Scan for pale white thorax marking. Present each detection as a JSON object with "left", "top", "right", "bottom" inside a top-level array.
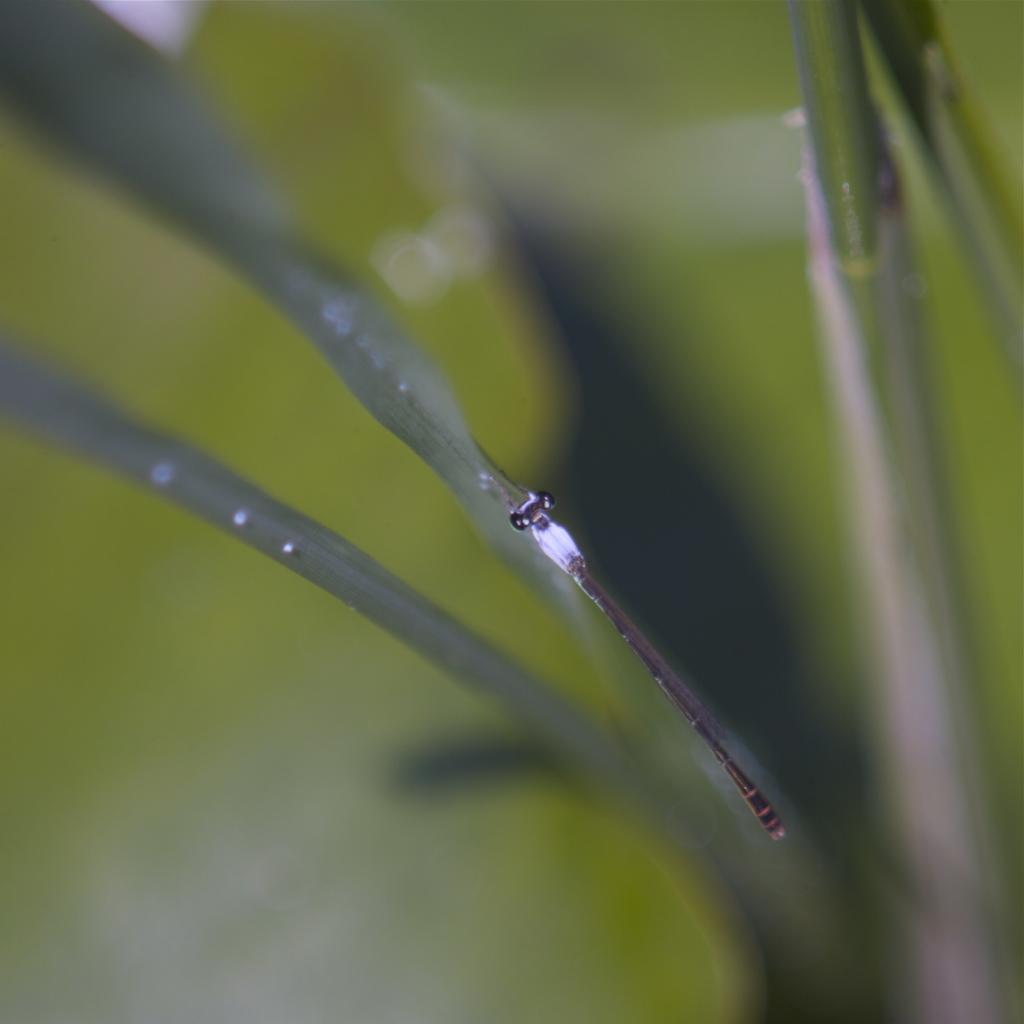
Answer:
[{"left": 508, "top": 491, "right": 583, "bottom": 574}]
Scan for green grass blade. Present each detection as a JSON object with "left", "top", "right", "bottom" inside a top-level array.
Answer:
[
  {"left": 0, "top": 333, "right": 665, "bottom": 826},
  {"left": 861, "top": 0, "right": 1024, "bottom": 381},
  {"left": 872, "top": 141, "right": 1017, "bottom": 1016},
  {"left": 0, "top": 0, "right": 571, "bottom": 606},
  {"left": 795, "top": 124, "right": 1008, "bottom": 1024},
  {"left": 788, "top": 0, "right": 880, "bottom": 274}
]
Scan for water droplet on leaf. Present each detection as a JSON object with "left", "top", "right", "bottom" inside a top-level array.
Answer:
[{"left": 150, "top": 462, "right": 175, "bottom": 486}]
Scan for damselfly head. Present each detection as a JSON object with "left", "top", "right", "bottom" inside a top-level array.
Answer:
[{"left": 509, "top": 490, "right": 556, "bottom": 531}]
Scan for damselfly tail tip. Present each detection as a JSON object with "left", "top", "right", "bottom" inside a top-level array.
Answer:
[
  {"left": 758, "top": 807, "right": 786, "bottom": 840},
  {"left": 757, "top": 798, "right": 786, "bottom": 839}
]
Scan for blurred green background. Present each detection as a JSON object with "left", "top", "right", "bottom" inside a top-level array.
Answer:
[{"left": 0, "top": 2, "right": 1018, "bottom": 1022}]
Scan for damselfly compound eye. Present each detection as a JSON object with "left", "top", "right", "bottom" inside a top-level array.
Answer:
[{"left": 510, "top": 491, "right": 556, "bottom": 531}]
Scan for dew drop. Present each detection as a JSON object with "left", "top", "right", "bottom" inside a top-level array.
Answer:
[
  {"left": 233, "top": 509, "right": 249, "bottom": 526},
  {"left": 398, "top": 381, "right": 409, "bottom": 393},
  {"left": 371, "top": 230, "right": 450, "bottom": 304},
  {"left": 322, "top": 298, "right": 352, "bottom": 335},
  {"left": 282, "top": 541, "right": 296, "bottom": 554},
  {"left": 150, "top": 461, "right": 175, "bottom": 486}
]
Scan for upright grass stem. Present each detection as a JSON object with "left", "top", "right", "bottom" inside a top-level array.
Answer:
[
  {"left": 789, "top": 3, "right": 1008, "bottom": 1012},
  {"left": 801, "top": 142, "right": 1003, "bottom": 1024},
  {"left": 871, "top": 169, "right": 1016, "bottom": 1024},
  {"left": 788, "top": 0, "right": 879, "bottom": 274}
]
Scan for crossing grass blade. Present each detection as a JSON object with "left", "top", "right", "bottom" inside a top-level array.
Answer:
[
  {"left": 0, "top": 332, "right": 677, "bottom": 826},
  {"left": 0, "top": 0, "right": 574, "bottom": 607}
]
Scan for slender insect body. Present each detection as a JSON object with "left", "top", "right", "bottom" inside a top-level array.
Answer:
[{"left": 509, "top": 489, "right": 785, "bottom": 840}]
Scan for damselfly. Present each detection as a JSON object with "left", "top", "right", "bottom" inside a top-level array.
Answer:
[{"left": 511, "top": 490, "right": 785, "bottom": 839}]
